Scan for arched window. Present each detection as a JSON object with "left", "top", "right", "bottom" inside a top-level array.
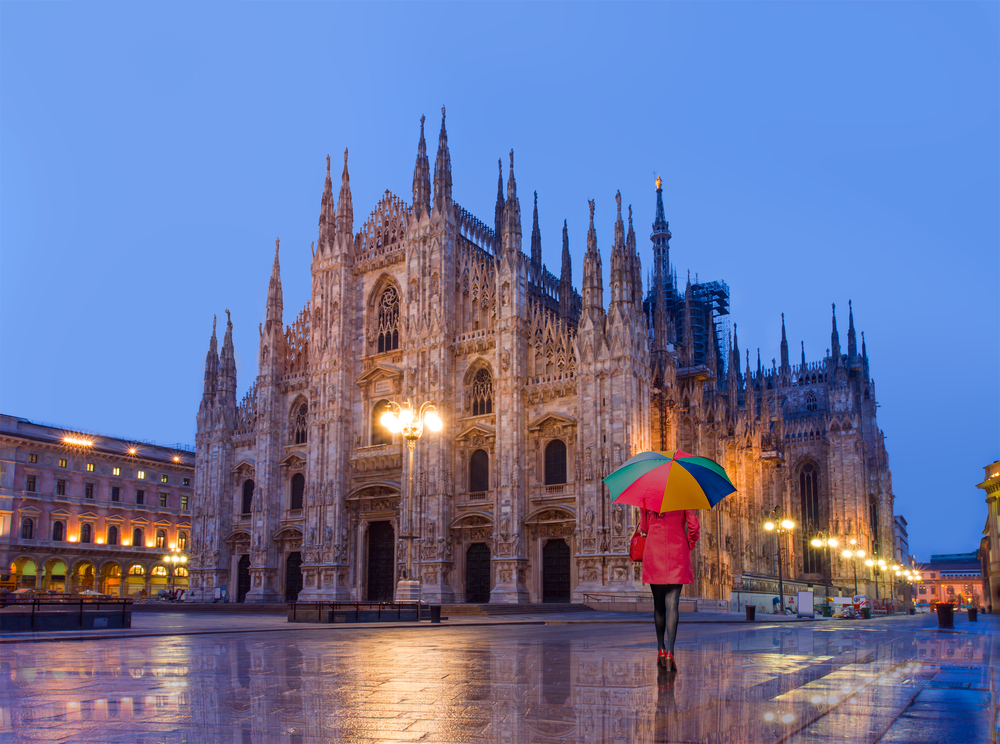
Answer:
[
  {"left": 128, "top": 564, "right": 144, "bottom": 576},
  {"left": 471, "top": 368, "right": 493, "bottom": 416},
  {"left": 52, "top": 520, "right": 64, "bottom": 542},
  {"left": 81, "top": 523, "right": 92, "bottom": 544},
  {"left": 132, "top": 528, "right": 144, "bottom": 547},
  {"left": 545, "top": 440, "right": 568, "bottom": 485},
  {"left": 799, "top": 463, "right": 822, "bottom": 573},
  {"left": 178, "top": 531, "right": 188, "bottom": 550},
  {"left": 20, "top": 518, "right": 33, "bottom": 540},
  {"left": 469, "top": 449, "right": 489, "bottom": 493},
  {"left": 242, "top": 479, "right": 255, "bottom": 515},
  {"left": 108, "top": 525, "right": 119, "bottom": 546},
  {"left": 290, "top": 473, "right": 305, "bottom": 510},
  {"left": 291, "top": 403, "right": 308, "bottom": 445},
  {"left": 806, "top": 392, "right": 818, "bottom": 412},
  {"left": 151, "top": 565, "right": 168, "bottom": 577},
  {"left": 371, "top": 400, "right": 393, "bottom": 446},
  {"left": 155, "top": 529, "right": 166, "bottom": 549},
  {"left": 376, "top": 287, "right": 400, "bottom": 353}
]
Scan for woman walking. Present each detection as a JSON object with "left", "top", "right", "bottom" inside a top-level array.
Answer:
[{"left": 639, "top": 506, "right": 700, "bottom": 670}]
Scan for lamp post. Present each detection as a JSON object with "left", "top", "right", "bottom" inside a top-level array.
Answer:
[
  {"left": 161, "top": 550, "right": 188, "bottom": 597},
  {"left": 809, "top": 531, "right": 840, "bottom": 603},
  {"left": 379, "top": 399, "right": 443, "bottom": 603},
  {"left": 764, "top": 507, "right": 795, "bottom": 614},
  {"left": 840, "top": 538, "right": 866, "bottom": 597},
  {"left": 864, "top": 558, "right": 881, "bottom": 602}
]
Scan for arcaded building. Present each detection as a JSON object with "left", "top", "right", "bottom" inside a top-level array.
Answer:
[
  {"left": 190, "top": 109, "right": 897, "bottom": 604},
  {"left": 0, "top": 414, "right": 194, "bottom": 596}
]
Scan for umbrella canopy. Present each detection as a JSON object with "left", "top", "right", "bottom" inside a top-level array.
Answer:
[{"left": 604, "top": 450, "right": 736, "bottom": 513}]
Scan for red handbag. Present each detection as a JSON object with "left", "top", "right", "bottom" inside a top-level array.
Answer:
[{"left": 629, "top": 528, "right": 646, "bottom": 562}]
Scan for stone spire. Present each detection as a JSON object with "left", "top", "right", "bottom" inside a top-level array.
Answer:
[
  {"left": 609, "top": 190, "right": 629, "bottom": 309},
  {"left": 830, "top": 303, "right": 841, "bottom": 363},
  {"left": 494, "top": 158, "right": 505, "bottom": 253},
  {"left": 335, "top": 149, "right": 353, "bottom": 238},
  {"left": 559, "top": 219, "right": 573, "bottom": 320},
  {"left": 745, "top": 349, "right": 755, "bottom": 419},
  {"left": 581, "top": 199, "right": 604, "bottom": 326},
  {"left": 756, "top": 348, "right": 762, "bottom": 379},
  {"left": 317, "top": 154, "right": 336, "bottom": 254},
  {"left": 412, "top": 115, "right": 431, "bottom": 220},
  {"left": 501, "top": 150, "right": 521, "bottom": 258},
  {"left": 780, "top": 313, "right": 790, "bottom": 371},
  {"left": 862, "top": 331, "right": 870, "bottom": 380},
  {"left": 801, "top": 340, "right": 806, "bottom": 367},
  {"left": 530, "top": 191, "right": 542, "bottom": 271},
  {"left": 847, "top": 299, "right": 857, "bottom": 359},
  {"left": 651, "top": 174, "right": 672, "bottom": 300},
  {"left": 652, "top": 241, "right": 669, "bottom": 351},
  {"left": 218, "top": 309, "right": 237, "bottom": 404},
  {"left": 265, "top": 239, "right": 284, "bottom": 332},
  {"left": 627, "top": 204, "right": 642, "bottom": 307},
  {"left": 202, "top": 315, "right": 219, "bottom": 405},
  {"left": 432, "top": 106, "right": 452, "bottom": 215},
  {"left": 732, "top": 323, "right": 741, "bottom": 382}
]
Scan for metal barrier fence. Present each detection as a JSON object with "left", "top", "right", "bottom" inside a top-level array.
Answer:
[{"left": 1, "top": 597, "right": 133, "bottom": 630}]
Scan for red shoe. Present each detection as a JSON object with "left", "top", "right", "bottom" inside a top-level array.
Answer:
[
  {"left": 664, "top": 651, "right": 677, "bottom": 671},
  {"left": 657, "top": 649, "right": 668, "bottom": 668}
]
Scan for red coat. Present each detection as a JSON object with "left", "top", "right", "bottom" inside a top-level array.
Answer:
[{"left": 639, "top": 508, "right": 700, "bottom": 585}]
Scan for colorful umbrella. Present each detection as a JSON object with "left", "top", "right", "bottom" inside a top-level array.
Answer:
[{"left": 604, "top": 450, "right": 736, "bottom": 513}]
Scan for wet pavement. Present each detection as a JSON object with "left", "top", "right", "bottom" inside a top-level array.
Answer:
[{"left": 1, "top": 612, "right": 996, "bottom": 743}]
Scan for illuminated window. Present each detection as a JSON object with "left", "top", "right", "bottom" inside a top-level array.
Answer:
[
  {"left": 56, "top": 480, "right": 66, "bottom": 495},
  {"left": 85, "top": 483, "right": 94, "bottom": 499},
  {"left": 155, "top": 529, "right": 167, "bottom": 548},
  {"left": 160, "top": 474, "right": 168, "bottom": 484},
  {"left": 137, "top": 470, "right": 146, "bottom": 480},
  {"left": 111, "top": 486, "right": 121, "bottom": 502},
  {"left": 29, "top": 454, "right": 38, "bottom": 463},
  {"left": 174, "top": 566, "right": 188, "bottom": 578},
  {"left": 81, "top": 523, "right": 92, "bottom": 543},
  {"left": 137, "top": 489, "right": 145, "bottom": 505},
  {"left": 59, "top": 459, "right": 67, "bottom": 468},
  {"left": 87, "top": 463, "right": 95, "bottom": 472},
  {"left": 183, "top": 478, "right": 190, "bottom": 487},
  {"left": 151, "top": 566, "right": 168, "bottom": 577},
  {"left": 128, "top": 564, "right": 144, "bottom": 576},
  {"left": 26, "top": 475, "right": 36, "bottom": 492},
  {"left": 113, "top": 467, "right": 121, "bottom": 476},
  {"left": 371, "top": 400, "right": 393, "bottom": 446},
  {"left": 178, "top": 531, "right": 188, "bottom": 550},
  {"left": 159, "top": 493, "right": 168, "bottom": 508},
  {"left": 181, "top": 494, "right": 189, "bottom": 510}
]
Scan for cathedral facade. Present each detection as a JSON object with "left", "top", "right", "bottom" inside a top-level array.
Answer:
[{"left": 190, "top": 109, "right": 896, "bottom": 604}]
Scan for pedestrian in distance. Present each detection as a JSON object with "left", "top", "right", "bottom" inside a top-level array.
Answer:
[{"left": 639, "top": 505, "right": 700, "bottom": 671}]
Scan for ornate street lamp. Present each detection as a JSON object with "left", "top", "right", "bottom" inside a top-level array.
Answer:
[
  {"left": 840, "top": 538, "right": 866, "bottom": 597},
  {"left": 380, "top": 399, "right": 442, "bottom": 602},
  {"left": 161, "top": 550, "right": 188, "bottom": 597},
  {"left": 764, "top": 507, "right": 795, "bottom": 614},
  {"left": 809, "top": 531, "right": 840, "bottom": 604}
]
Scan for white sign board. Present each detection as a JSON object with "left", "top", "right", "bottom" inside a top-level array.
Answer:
[{"left": 796, "top": 590, "right": 814, "bottom": 617}]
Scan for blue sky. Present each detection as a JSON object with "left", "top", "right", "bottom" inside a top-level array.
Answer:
[{"left": 2, "top": 2, "right": 997, "bottom": 560}]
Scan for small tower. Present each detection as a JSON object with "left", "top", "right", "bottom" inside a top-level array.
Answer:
[
  {"left": 316, "top": 155, "right": 336, "bottom": 255},
  {"left": 335, "top": 150, "right": 353, "bottom": 249},
  {"left": 780, "top": 313, "right": 790, "bottom": 373},
  {"left": 558, "top": 219, "right": 573, "bottom": 321},
  {"left": 432, "top": 106, "right": 452, "bottom": 217},
  {"left": 412, "top": 115, "right": 431, "bottom": 220},
  {"left": 529, "top": 191, "right": 542, "bottom": 278}
]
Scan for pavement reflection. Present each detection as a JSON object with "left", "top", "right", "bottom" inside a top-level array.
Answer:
[{"left": 1, "top": 614, "right": 995, "bottom": 743}]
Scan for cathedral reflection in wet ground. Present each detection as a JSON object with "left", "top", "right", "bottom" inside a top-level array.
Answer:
[{"left": 2, "top": 614, "right": 995, "bottom": 743}]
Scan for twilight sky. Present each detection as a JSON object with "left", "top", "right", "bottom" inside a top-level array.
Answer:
[{"left": 1, "top": 2, "right": 997, "bottom": 561}]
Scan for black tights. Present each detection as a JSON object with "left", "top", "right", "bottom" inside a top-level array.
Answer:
[{"left": 651, "top": 584, "right": 683, "bottom": 653}]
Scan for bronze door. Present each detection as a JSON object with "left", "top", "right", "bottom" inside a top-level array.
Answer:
[
  {"left": 542, "top": 539, "right": 571, "bottom": 603},
  {"left": 237, "top": 555, "right": 251, "bottom": 603},
  {"left": 465, "top": 543, "right": 491, "bottom": 603},
  {"left": 285, "top": 552, "right": 303, "bottom": 601},
  {"left": 366, "top": 521, "right": 395, "bottom": 601}
]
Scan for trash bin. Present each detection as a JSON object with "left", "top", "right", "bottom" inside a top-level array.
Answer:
[
  {"left": 430, "top": 605, "right": 442, "bottom": 624},
  {"left": 935, "top": 602, "right": 954, "bottom": 629},
  {"left": 909, "top": 607, "right": 916, "bottom": 615},
  {"left": 822, "top": 605, "right": 833, "bottom": 618},
  {"left": 745, "top": 605, "right": 756, "bottom": 622},
  {"left": 967, "top": 607, "right": 978, "bottom": 622},
  {"left": 862, "top": 607, "right": 871, "bottom": 619}
]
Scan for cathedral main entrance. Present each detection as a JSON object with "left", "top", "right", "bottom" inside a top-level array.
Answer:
[
  {"left": 236, "top": 555, "right": 251, "bottom": 603},
  {"left": 366, "top": 521, "right": 395, "bottom": 601},
  {"left": 284, "top": 552, "right": 303, "bottom": 602},
  {"left": 465, "top": 543, "right": 491, "bottom": 603},
  {"left": 542, "top": 539, "right": 571, "bottom": 603}
]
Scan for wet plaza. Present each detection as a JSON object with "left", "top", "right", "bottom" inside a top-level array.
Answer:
[{"left": 1, "top": 612, "right": 996, "bottom": 743}]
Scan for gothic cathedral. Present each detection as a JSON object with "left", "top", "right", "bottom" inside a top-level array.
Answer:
[{"left": 191, "top": 109, "right": 895, "bottom": 604}]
